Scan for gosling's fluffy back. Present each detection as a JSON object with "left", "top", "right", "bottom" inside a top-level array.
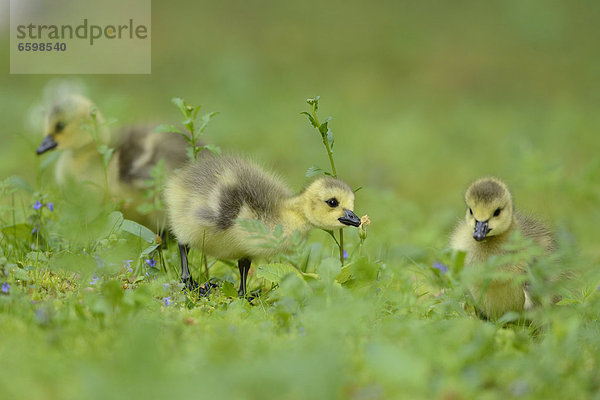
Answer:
[
  {"left": 165, "top": 156, "right": 293, "bottom": 254},
  {"left": 115, "top": 126, "right": 188, "bottom": 188}
]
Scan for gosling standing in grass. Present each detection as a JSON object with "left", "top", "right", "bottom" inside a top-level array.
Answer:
[
  {"left": 450, "top": 177, "right": 555, "bottom": 319},
  {"left": 165, "top": 155, "right": 361, "bottom": 295},
  {"left": 36, "top": 94, "right": 188, "bottom": 229}
]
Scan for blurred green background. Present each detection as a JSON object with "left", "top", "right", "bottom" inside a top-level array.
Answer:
[{"left": 1, "top": 1, "right": 600, "bottom": 398}]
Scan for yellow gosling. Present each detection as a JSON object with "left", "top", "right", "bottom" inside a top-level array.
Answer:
[
  {"left": 450, "top": 177, "right": 555, "bottom": 319},
  {"left": 165, "top": 155, "right": 361, "bottom": 295}
]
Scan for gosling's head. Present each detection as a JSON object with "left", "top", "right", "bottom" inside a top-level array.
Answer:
[
  {"left": 464, "top": 177, "right": 514, "bottom": 241},
  {"left": 37, "top": 95, "right": 102, "bottom": 155},
  {"left": 301, "top": 177, "right": 361, "bottom": 230}
]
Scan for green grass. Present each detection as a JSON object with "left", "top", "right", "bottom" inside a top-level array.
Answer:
[{"left": 2, "top": 1, "right": 600, "bottom": 399}]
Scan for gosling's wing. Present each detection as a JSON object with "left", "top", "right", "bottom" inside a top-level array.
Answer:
[
  {"left": 203, "top": 157, "right": 289, "bottom": 230},
  {"left": 515, "top": 212, "right": 556, "bottom": 253},
  {"left": 116, "top": 126, "right": 189, "bottom": 188}
]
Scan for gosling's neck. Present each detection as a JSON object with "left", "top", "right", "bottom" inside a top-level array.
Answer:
[{"left": 279, "top": 194, "right": 312, "bottom": 235}]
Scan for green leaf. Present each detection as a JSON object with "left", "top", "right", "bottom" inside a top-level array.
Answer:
[
  {"left": 326, "top": 128, "right": 334, "bottom": 149},
  {"left": 198, "top": 112, "right": 219, "bottom": 134},
  {"left": 202, "top": 111, "right": 219, "bottom": 123},
  {"left": 12, "top": 267, "right": 30, "bottom": 282},
  {"left": 121, "top": 219, "right": 156, "bottom": 243},
  {"left": 257, "top": 263, "right": 303, "bottom": 284},
  {"left": 318, "top": 120, "right": 328, "bottom": 136},
  {"left": 0, "top": 224, "right": 34, "bottom": 240},
  {"left": 99, "top": 146, "right": 114, "bottom": 168},
  {"left": 311, "top": 95, "right": 320, "bottom": 112},
  {"left": 497, "top": 311, "right": 522, "bottom": 325},
  {"left": 237, "top": 218, "right": 270, "bottom": 236},
  {"left": 336, "top": 264, "right": 353, "bottom": 284},
  {"left": 305, "top": 166, "right": 326, "bottom": 178},
  {"left": 7, "top": 175, "right": 34, "bottom": 194},
  {"left": 452, "top": 250, "right": 467, "bottom": 273},
  {"left": 202, "top": 144, "right": 222, "bottom": 155},
  {"left": 171, "top": 98, "right": 187, "bottom": 118},
  {"left": 140, "top": 244, "right": 160, "bottom": 257},
  {"left": 154, "top": 124, "right": 183, "bottom": 134},
  {"left": 221, "top": 281, "right": 238, "bottom": 297},
  {"left": 26, "top": 251, "right": 48, "bottom": 264},
  {"left": 192, "top": 105, "right": 202, "bottom": 120},
  {"left": 301, "top": 112, "right": 318, "bottom": 129},
  {"left": 555, "top": 298, "right": 580, "bottom": 306},
  {"left": 317, "top": 257, "right": 342, "bottom": 283}
]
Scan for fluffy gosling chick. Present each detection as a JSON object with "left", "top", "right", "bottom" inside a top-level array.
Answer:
[
  {"left": 165, "top": 155, "right": 361, "bottom": 295},
  {"left": 36, "top": 94, "right": 188, "bottom": 228},
  {"left": 450, "top": 177, "right": 555, "bottom": 319},
  {"left": 37, "top": 94, "right": 111, "bottom": 186}
]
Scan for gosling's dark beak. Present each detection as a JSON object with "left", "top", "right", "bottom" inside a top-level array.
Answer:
[
  {"left": 36, "top": 136, "right": 58, "bottom": 155},
  {"left": 473, "top": 220, "right": 490, "bottom": 241},
  {"left": 338, "top": 209, "right": 361, "bottom": 227}
]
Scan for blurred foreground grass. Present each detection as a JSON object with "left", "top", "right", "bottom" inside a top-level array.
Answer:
[{"left": 1, "top": 0, "right": 600, "bottom": 398}]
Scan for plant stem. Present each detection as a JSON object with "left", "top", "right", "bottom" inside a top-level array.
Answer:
[
  {"left": 339, "top": 230, "right": 344, "bottom": 264},
  {"left": 310, "top": 102, "right": 344, "bottom": 265},
  {"left": 310, "top": 106, "right": 337, "bottom": 177}
]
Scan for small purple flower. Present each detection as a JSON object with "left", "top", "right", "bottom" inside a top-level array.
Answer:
[
  {"left": 90, "top": 274, "right": 99, "bottom": 285},
  {"left": 163, "top": 283, "right": 170, "bottom": 291},
  {"left": 46, "top": 203, "right": 54, "bottom": 212},
  {"left": 432, "top": 262, "right": 448, "bottom": 275},
  {"left": 1, "top": 282, "right": 10, "bottom": 294},
  {"left": 31, "top": 227, "right": 39, "bottom": 234},
  {"left": 33, "top": 201, "right": 42, "bottom": 210},
  {"left": 146, "top": 259, "right": 157, "bottom": 268},
  {"left": 343, "top": 250, "right": 348, "bottom": 260},
  {"left": 164, "top": 297, "right": 172, "bottom": 306}
]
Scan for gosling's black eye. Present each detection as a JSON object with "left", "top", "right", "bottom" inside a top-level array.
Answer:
[
  {"left": 493, "top": 208, "right": 501, "bottom": 217},
  {"left": 325, "top": 198, "right": 339, "bottom": 208},
  {"left": 55, "top": 121, "right": 65, "bottom": 133},
  {"left": 469, "top": 208, "right": 473, "bottom": 216}
]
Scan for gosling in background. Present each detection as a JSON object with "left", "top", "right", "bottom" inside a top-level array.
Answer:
[
  {"left": 450, "top": 177, "right": 555, "bottom": 319},
  {"left": 165, "top": 155, "right": 361, "bottom": 295},
  {"left": 36, "top": 94, "right": 189, "bottom": 230}
]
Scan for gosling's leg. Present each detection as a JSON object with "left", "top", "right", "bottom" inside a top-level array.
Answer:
[
  {"left": 179, "top": 243, "right": 198, "bottom": 291},
  {"left": 238, "top": 258, "right": 251, "bottom": 297}
]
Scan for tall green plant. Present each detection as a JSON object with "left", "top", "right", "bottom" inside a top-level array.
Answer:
[
  {"left": 155, "top": 98, "right": 220, "bottom": 161},
  {"left": 302, "top": 96, "right": 346, "bottom": 264}
]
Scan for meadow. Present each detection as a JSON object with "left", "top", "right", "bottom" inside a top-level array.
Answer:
[{"left": 1, "top": 1, "right": 600, "bottom": 399}]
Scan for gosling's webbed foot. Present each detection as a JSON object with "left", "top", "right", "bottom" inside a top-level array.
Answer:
[
  {"left": 182, "top": 277, "right": 199, "bottom": 292},
  {"left": 182, "top": 278, "right": 214, "bottom": 297}
]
